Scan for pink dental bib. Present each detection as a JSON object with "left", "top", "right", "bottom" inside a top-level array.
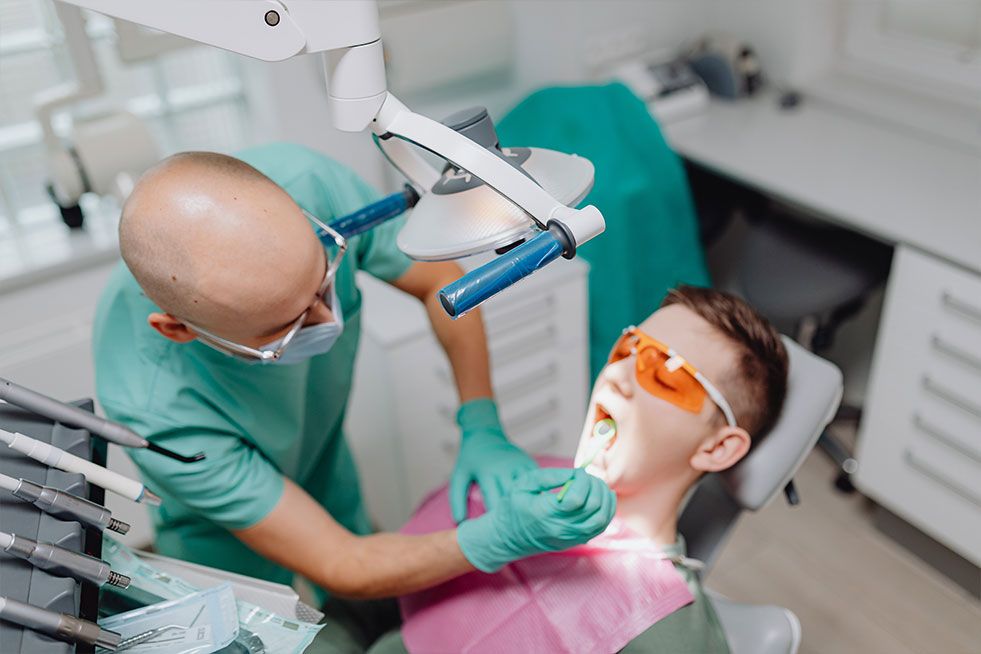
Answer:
[{"left": 398, "top": 459, "right": 694, "bottom": 654}]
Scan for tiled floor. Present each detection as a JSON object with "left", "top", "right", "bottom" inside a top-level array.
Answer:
[{"left": 704, "top": 423, "right": 981, "bottom": 654}]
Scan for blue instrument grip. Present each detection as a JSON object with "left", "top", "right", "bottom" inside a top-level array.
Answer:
[
  {"left": 438, "top": 231, "right": 564, "bottom": 318},
  {"left": 327, "top": 187, "right": 416, "bottom": 240}
]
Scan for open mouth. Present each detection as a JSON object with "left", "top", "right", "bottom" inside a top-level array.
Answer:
[{"left": 594, "top": 403, "right": 617, "bottom": 449}]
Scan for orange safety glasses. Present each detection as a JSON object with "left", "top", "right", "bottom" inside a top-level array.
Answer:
[{"left": 609, "top": 326, "right": 738, "bottom": 427}]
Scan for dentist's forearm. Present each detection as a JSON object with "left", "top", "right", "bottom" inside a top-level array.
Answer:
[
  {"left": 328, "top": 530, "right": 475, "bottom": 599},
  {"left": 424, "top": 284, "right": 493, "bottom": 403},
  {"left": 234, "top": 477, "right": 475, "bottom": 600},
  {"left": 391, "top": 261, "right": 494, "bottom": 403}
]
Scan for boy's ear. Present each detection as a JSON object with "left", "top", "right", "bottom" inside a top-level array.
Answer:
[
  {"left": 690, "top": 426, "right": 751, "bottom": 473},
  {"left": 148, "top": 312, "right": 198, "bottom": 343}
]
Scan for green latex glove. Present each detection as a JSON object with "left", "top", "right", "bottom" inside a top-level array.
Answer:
[
  {"left": 450, "top": 399, "right": 538, "bottom": 523},
  {"left": 457, "top": 467, "right": 617, "bottom": 572}
]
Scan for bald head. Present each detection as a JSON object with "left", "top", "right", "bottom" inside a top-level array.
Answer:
[{"left": 119, "top": 152, "right": 327, "bottom": 343}]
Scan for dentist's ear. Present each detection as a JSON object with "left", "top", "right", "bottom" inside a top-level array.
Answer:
[
  {"left": 148, "top": 312, "right": 197, "bottom": 343},
  {"left": 690, "top": 426, "right": 751, "bottom": 473}
]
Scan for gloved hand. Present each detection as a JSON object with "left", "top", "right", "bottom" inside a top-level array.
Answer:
[
  {"left": 450, "top": 398, "right": 538, "bottom": 523},
  {"left": 456, "top": 467, "right": 617, "bottom": 572}
]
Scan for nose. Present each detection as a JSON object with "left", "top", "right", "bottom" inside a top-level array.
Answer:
[{"left": 604, "top": 357, "right": 634, "bottom": 398}]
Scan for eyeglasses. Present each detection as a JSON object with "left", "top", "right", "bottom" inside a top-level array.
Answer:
[
  {"left": 186, "top": 211, "right": 346, "bottom": 362},
  {"left": 608, "top": 326, "right": 738, "bottom": 428}
]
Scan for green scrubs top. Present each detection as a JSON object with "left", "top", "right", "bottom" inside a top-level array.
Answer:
[{"left": 92, "top": 142, "right": 413, "bottom": 604}]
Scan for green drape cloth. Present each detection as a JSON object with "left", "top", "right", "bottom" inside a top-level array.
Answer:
[{"left": 498, "top": 83, "right": 711, "bottom": 381}]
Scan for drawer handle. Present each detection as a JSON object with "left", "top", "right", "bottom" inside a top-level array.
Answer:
[
  {"left": 912, "top": 413, "right": 981, "bottom": 465},
  {"left": 504, "top": 398, "right": 560, "bottom": 433},
  {"left": 931, "top": 335, "right": 981, "bottom": 376},
  {"left": 491, "top": 326, "right": 557, "bottom": 367},
  {"left": 904, "top": 448, "right": 981, "bottom": 509},
  {"left": 922, "top": 376, "right": 981, "bottom": 422},
  {"left": 485, "top": 295, "right": 556, "bottom": 338},
  {"left": 941, "top": 291, "right": 981, "bottom": 327},
  {"left": 497, "top": 364, "right": 558, "bottom": 405}
]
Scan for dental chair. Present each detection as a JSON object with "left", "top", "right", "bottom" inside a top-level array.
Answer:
[{"left": 677, "top": 336, "right": 843, "bottom": 654}]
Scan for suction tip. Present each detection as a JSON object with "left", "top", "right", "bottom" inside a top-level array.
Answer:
[{"left": 146, "top": 441, "right": 205, "bottom": 463}]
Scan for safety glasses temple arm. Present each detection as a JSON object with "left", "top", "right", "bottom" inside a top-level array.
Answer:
[{"left": 694, "top": 371, "right": 739, "bottom": 428}]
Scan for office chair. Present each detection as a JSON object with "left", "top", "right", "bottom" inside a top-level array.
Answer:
[
  {"left": 735, "top": 211, "right": 891, "bottom": 492},
  {"left": 678, "top": 336, "right": 844, "bottom": 654}
]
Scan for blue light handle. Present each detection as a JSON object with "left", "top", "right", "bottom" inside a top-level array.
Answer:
[
  {"left": 438, "top": 231, "right": 564, "bottom": 318},
  {"left": 327, "top": 186, "right": 419, "bottom": 239}
]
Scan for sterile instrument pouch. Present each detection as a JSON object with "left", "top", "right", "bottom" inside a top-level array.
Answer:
[
  {"left": 398, "top": 467, "right": 695, "bottom": 654},
  {"left": 98, "top": 583, "right": 239, "bottom": 654},
  {"left": 101, "top": 538, "right": 323, "bottom": 654}
]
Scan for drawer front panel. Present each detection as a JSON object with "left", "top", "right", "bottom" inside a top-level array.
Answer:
[{"left": 856, "top": 246, "right": 981, "bottom": 564}]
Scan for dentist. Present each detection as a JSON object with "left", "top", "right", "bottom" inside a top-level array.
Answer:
[{"left": 92, "top": 142, "right": 614, "bottom": 646}]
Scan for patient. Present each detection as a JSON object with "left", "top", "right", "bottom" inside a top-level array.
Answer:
[{"left": 371, "top": 285, "right": 788, "bottom": 654}]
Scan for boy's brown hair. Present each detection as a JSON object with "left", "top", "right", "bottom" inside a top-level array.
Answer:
[{"left": 661, "top": 285, "right": 788, "bottom": 446}]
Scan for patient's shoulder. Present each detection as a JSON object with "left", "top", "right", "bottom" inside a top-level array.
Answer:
[{"left": 618, "top": 565, "right": 730, "bottom": 654}]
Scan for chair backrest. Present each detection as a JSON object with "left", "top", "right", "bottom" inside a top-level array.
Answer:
[{"left": 678, "top": 336, "right": 843, "bottom": 572}]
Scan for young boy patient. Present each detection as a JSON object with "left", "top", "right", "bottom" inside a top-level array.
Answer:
[{"left": 371, "top": 285, "right": 788, "bottom": 654}]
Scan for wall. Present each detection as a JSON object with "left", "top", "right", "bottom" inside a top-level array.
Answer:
[{"left": 701, "top": 0, "right": 841, "bottom": 87}]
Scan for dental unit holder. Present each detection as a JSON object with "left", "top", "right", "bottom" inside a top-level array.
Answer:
[
  {"left": 0, "top": 531, "right": 130, "bottom": 589},
  {"left": 0, "top": 597, "right": 121, "bottom": 651},
  {"left": 0, "top": 471, "right": 130, "bottom": 534}
]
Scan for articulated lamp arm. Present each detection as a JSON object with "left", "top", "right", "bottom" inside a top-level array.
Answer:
[{"left": 55, "top": 0, "right": 605, "bottom": 316}]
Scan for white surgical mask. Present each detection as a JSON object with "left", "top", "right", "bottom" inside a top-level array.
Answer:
[{"left": 262, "top": 284, "right": 344, "bottom": 365}]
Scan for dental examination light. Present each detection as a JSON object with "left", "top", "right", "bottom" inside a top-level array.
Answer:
[{"left": 57, "top": 1, "right": 605, "bottom": 316}]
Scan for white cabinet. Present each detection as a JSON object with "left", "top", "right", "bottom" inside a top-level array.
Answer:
[
  {"left": 346, "top": 258, "right": 590, "bottom": 531},
  {"left": 856, "top": 246, "right": 981, "bottom": 568}
]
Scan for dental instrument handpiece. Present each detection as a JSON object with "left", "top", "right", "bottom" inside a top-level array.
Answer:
[
  {"left": 0, "top": 472, "right": 130, "bottom": 534},
  {"left": 0, "top": 428, "right": 162, "bottom": 505},
  {"left": 557, "top": 419, "right": 616, "bottom": 502},
  {"left": 0, "top": 596, "right": 121, "bottom": 651},
  {"left": 0, "top": 530, "right": 131, "bottom": 589},
  {"left": 0, "top": 376, "right": 205, "bottom": 463}
]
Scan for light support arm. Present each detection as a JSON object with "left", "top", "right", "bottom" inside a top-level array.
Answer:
[
  {"left": 54, "top": 0, "right": 606, "bottom": 318},
  {"left": 371, "top": 94, "right": 605, "bottom": 247}
]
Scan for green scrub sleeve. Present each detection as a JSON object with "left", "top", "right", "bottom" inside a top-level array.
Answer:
[
  {"left": 112, "top": 406, "right": 286, "bottom": 531},
  {"left": 242, "top": 142, "right": 413, "bottom": 283},
  {"left": 355, "top": 212, "right": 414, "bottom": 282}
]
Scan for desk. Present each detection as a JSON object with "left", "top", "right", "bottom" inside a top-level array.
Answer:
[
  {"left": 663, "top": 90, "right": 981, "bottom": 274},
  {"left": 663, "top": 90, "right": 981, "bottom": 593}
]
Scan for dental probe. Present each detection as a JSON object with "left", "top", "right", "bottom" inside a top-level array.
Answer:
[
  {"left": 0, "top": 428, "right": 162, "bottom": 505},
  {"left": 0, "top": 376, "right": 205, "bottom": 463},
  {"left": 557, "top": 419, "right": 617, "bottom": 502},
  {"left": 0, "top": 472, "right": 130, "bottom": 534},
  {"left": 0, "top": 530, "right": 131, "bottom": 589},
  {"left": 0, "top": 596, "right": 121, "bottom": 651}
]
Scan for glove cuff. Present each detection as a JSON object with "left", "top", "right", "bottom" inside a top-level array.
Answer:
[
  {"left": 456, "top": 398, "right": 503, "bottom": 433},
  {"left": 456, "top": 516, "right": 507, "bottom": 573}
]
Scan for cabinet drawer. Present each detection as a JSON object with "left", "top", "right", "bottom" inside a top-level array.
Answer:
[{"left": 856, "top": 246, "right": 981, "bottom": 564}]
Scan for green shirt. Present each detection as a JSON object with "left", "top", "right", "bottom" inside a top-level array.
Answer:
[
  {"left": 619, "top": 536, "right": 730, "bottom": 653},
  {"left": 92, "top": 143, "right": 413, "bottom": 602}
]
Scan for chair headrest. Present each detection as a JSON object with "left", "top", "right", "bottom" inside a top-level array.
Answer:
[{"left": 718, "top": 336, "right": 843, "bottom": 511}]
